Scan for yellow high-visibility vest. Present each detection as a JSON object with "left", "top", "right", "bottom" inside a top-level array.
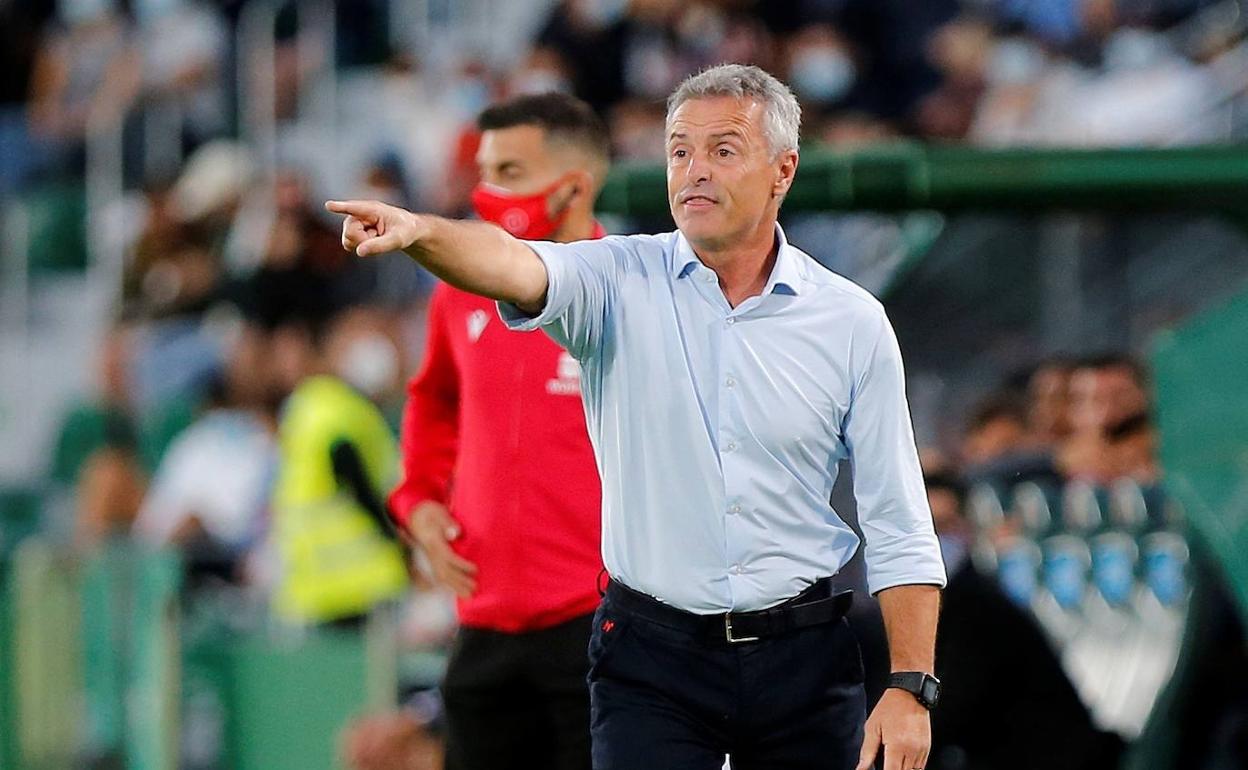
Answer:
[{"left": 272, "top": 375, "right": 407, "bottom": 623}]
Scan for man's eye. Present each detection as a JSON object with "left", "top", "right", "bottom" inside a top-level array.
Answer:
[
  {"left": 673, "top": 149, "right": 688, "bottom": 158},
  {"left": 718, "top": 148, "right": 733, "bottom": 158}
]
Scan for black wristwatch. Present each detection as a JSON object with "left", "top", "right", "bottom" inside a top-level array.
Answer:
[{"left": 887, "top": 672, "right": 941, "bottom": 710}]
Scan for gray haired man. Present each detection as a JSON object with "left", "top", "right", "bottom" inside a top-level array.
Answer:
[{"left": 327, "top": 64, "right": 945, "bottom": 770}]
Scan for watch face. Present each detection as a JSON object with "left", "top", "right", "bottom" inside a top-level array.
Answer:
[{"left": 921, "top": 678, "right": 941, "bottom": 707}]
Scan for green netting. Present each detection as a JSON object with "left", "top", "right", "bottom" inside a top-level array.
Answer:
[{"left": 1152, "top": 288, "right": 1248, "bottom": 618}]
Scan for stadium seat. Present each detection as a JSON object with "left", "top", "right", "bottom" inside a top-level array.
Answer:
[{"left": 18, "top": 182, "right": 89, "bottom": 276}]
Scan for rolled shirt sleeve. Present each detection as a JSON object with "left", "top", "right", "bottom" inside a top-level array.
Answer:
[
  {"left": 496, "top": 238, "right": 623, "bottom": 360},
  {"left": 843, "top": 308, "right": 947, "bottom": 596}
]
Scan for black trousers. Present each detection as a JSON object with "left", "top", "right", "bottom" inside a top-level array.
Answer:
[
  {"left": 442, "top": 612, "right": 594, "bottom": 770},
  {"left": 588, "top": 582, "right": 866, "bottom": 770}
]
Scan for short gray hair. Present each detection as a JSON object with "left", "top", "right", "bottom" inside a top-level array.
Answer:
[{"left": 666, "top": 64, "right": 802, "bottom": 157}]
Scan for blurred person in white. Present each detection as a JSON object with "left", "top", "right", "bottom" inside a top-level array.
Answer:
[
  {"left": 26, "top": 0, "right": 138, "bottom": 172},
  {"left": 130, "top": 0, "right": 228, "bottom": 150},
  {"left": 132, "top": 322, "right": 275, "bottom": 574},
  {"left": 786, "top": 24, "right": 859, "bottom": 111},
  {"left": 973, "top": 2, "right": 1226, "bottom": 146}
]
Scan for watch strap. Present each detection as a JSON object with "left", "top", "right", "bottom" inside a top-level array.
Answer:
[{"left": 887, "top": 671, "right": 940, "bottom": 710}]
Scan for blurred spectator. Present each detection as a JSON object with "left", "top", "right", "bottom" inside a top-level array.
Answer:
[
  {"left": 65, "top": 328, "right": 149, "bottom": 551},
  {"left": 269, "top": 307, "right": 408, "bottom": 626},
  {"left": 1025, "top": 357, "right": 1074, "bottom": 448},
  {"left": 916, "top": 15, "right": 992, "bottom": 140},
  {"left": 509, "top": 48, "right": 576, "bottom": 97},
  {"left": 960, "top": 387, "right": 1065, "bottom": 488},
  {"left": 75, "top": 443, "right": 148, "bottom": 549},
  {"left": 1058, "top": 354, "right": 1151, "bottom": 482},
  {"left": 127, "top": 213, "right": 223, "bottom": 320},
  {"left": 0, "top": 1, "right": 54, "bottom": 193},
  {"left": 962, "top": 393, "right": 1029, "bottom": 467},
  {"left": 131, "top": 324, "right": 275, "bottom": 577},
  {"left": 49, "top": 325, "right": 139, "bottom": 488},
  {"left": 26, "top": 0, "right": 138, "bottom": 176},
  {"left": 233, "top": 169, "right": 368, "bottom": 328},
  {"left": 131, "top": 0, "right": 229, "bottom": 155},
  {"left": 785, "top": 23, "right": 861, "bottom": 112}
]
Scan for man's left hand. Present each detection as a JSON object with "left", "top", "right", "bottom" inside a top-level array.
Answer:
[{"left": 856, "top": 688, "right": 931, "bottom": 770}]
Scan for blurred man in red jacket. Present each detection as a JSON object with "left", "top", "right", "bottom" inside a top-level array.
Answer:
[{"left": 387, "top": 93, "right": 609, "bottom": 770}]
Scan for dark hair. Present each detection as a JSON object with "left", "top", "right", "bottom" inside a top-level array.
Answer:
[
  {"left": 477, "top": 92, "right": 610, "bottom": 163},
  {"left": 924, "top": 471, "right": 967, "bottom": 506},
  {"left": 966, "top": 393, "right": 1027, "bottom": 434}
]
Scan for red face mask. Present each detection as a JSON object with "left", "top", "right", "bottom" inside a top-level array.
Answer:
[{"left": 471, "top": 176, "right": 572, "bottom": 240}]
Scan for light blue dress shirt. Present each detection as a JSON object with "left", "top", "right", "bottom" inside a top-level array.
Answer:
[{"left": 499, "top": 226, "right": 946, "bottom": 613}]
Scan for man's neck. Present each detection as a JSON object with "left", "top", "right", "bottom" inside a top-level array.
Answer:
[
  {"left": 692, "top": 219, "right": 779, "bottom": 308},
  {"left": 554, "top": 212, "right": 597, "bottom": 243}
]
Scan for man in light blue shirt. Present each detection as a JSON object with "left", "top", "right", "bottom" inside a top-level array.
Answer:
[{"left": 329, "top": 65, "right": 945, "bottom": 770}]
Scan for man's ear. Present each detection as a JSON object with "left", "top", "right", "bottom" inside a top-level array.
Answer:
[
  {"left": 565, "top": 168, "right": 598, "bottom": 206},
  {"left": 773, "top": 150, "right": 799, "bottom": 198}
]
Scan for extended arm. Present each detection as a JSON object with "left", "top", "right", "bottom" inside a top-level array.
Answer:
[{"left": 325, "top": 200, "right": 548, "bottom": 313}]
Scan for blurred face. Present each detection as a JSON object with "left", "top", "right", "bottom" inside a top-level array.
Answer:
[
  {"left": 1028, "top": 365, "right": 1071, "bottom": 440},
  {"left": 963, "top": 416, "right": 1026, "bottom": 465},
  {"left": 1068, "top": 365, "right": 1147, "bottom": 434},
  {"left": 666, "top": 96, "right": 797, "bottom": 253},
  {"left": 324, "top": 309, "right": 401, "bottom": 400},
  {"left": 928, "top": 488, "right": 967, "bottom": 536},
  {"left": 225, "top": 324, "right": 272, "bottom": 407},
  {"left": 269, "top": 324, "right": 316, "bottom": 398}
]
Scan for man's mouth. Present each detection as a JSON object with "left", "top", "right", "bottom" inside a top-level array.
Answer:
[{"left": 681, "top": 194, "right": 717, "bottom": 206}]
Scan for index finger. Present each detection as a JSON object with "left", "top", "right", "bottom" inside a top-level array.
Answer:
[{"left": 325, "top": 199, "right": 381, "bottom": 218}]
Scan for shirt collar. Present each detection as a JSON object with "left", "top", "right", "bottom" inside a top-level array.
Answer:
[{"left": 672, "top": 224, "right": 804, "bottom": 296}]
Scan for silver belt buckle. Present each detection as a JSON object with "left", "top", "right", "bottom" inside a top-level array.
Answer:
[{"left": 724, "top": 614, "right": 759, "bottom": 644}]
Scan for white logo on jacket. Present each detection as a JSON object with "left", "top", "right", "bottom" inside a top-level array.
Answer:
[
  {"left": 546, "top": 352, "right": 581, "bottom": 396},
  {"left": 466, "top": 309, "right": 489, "bottom": 342}
]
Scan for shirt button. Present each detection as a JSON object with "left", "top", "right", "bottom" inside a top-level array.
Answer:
[
  {"left": 725, "top": 441, "right": 738, "bottom": 452},
  {"left": 728, "top": 503, "right": 742, "bottom": 515},
  {"left": 725, "top": 376, "right": 736, "bottom": 388},
  {"left": 725, "top": 317, "right": 735, "bottom": 326},
  {"left": 731, "top": 564, "right": 743, "bottom": 575}
]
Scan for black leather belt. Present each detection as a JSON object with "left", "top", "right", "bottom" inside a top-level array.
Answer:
[{"left": 604, "top": 577, "right": 853, "bottom": 645}]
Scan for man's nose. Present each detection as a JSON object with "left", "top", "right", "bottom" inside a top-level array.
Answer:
[{"left": 685, "top": 153, "right": 711, "bottom": 185}]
